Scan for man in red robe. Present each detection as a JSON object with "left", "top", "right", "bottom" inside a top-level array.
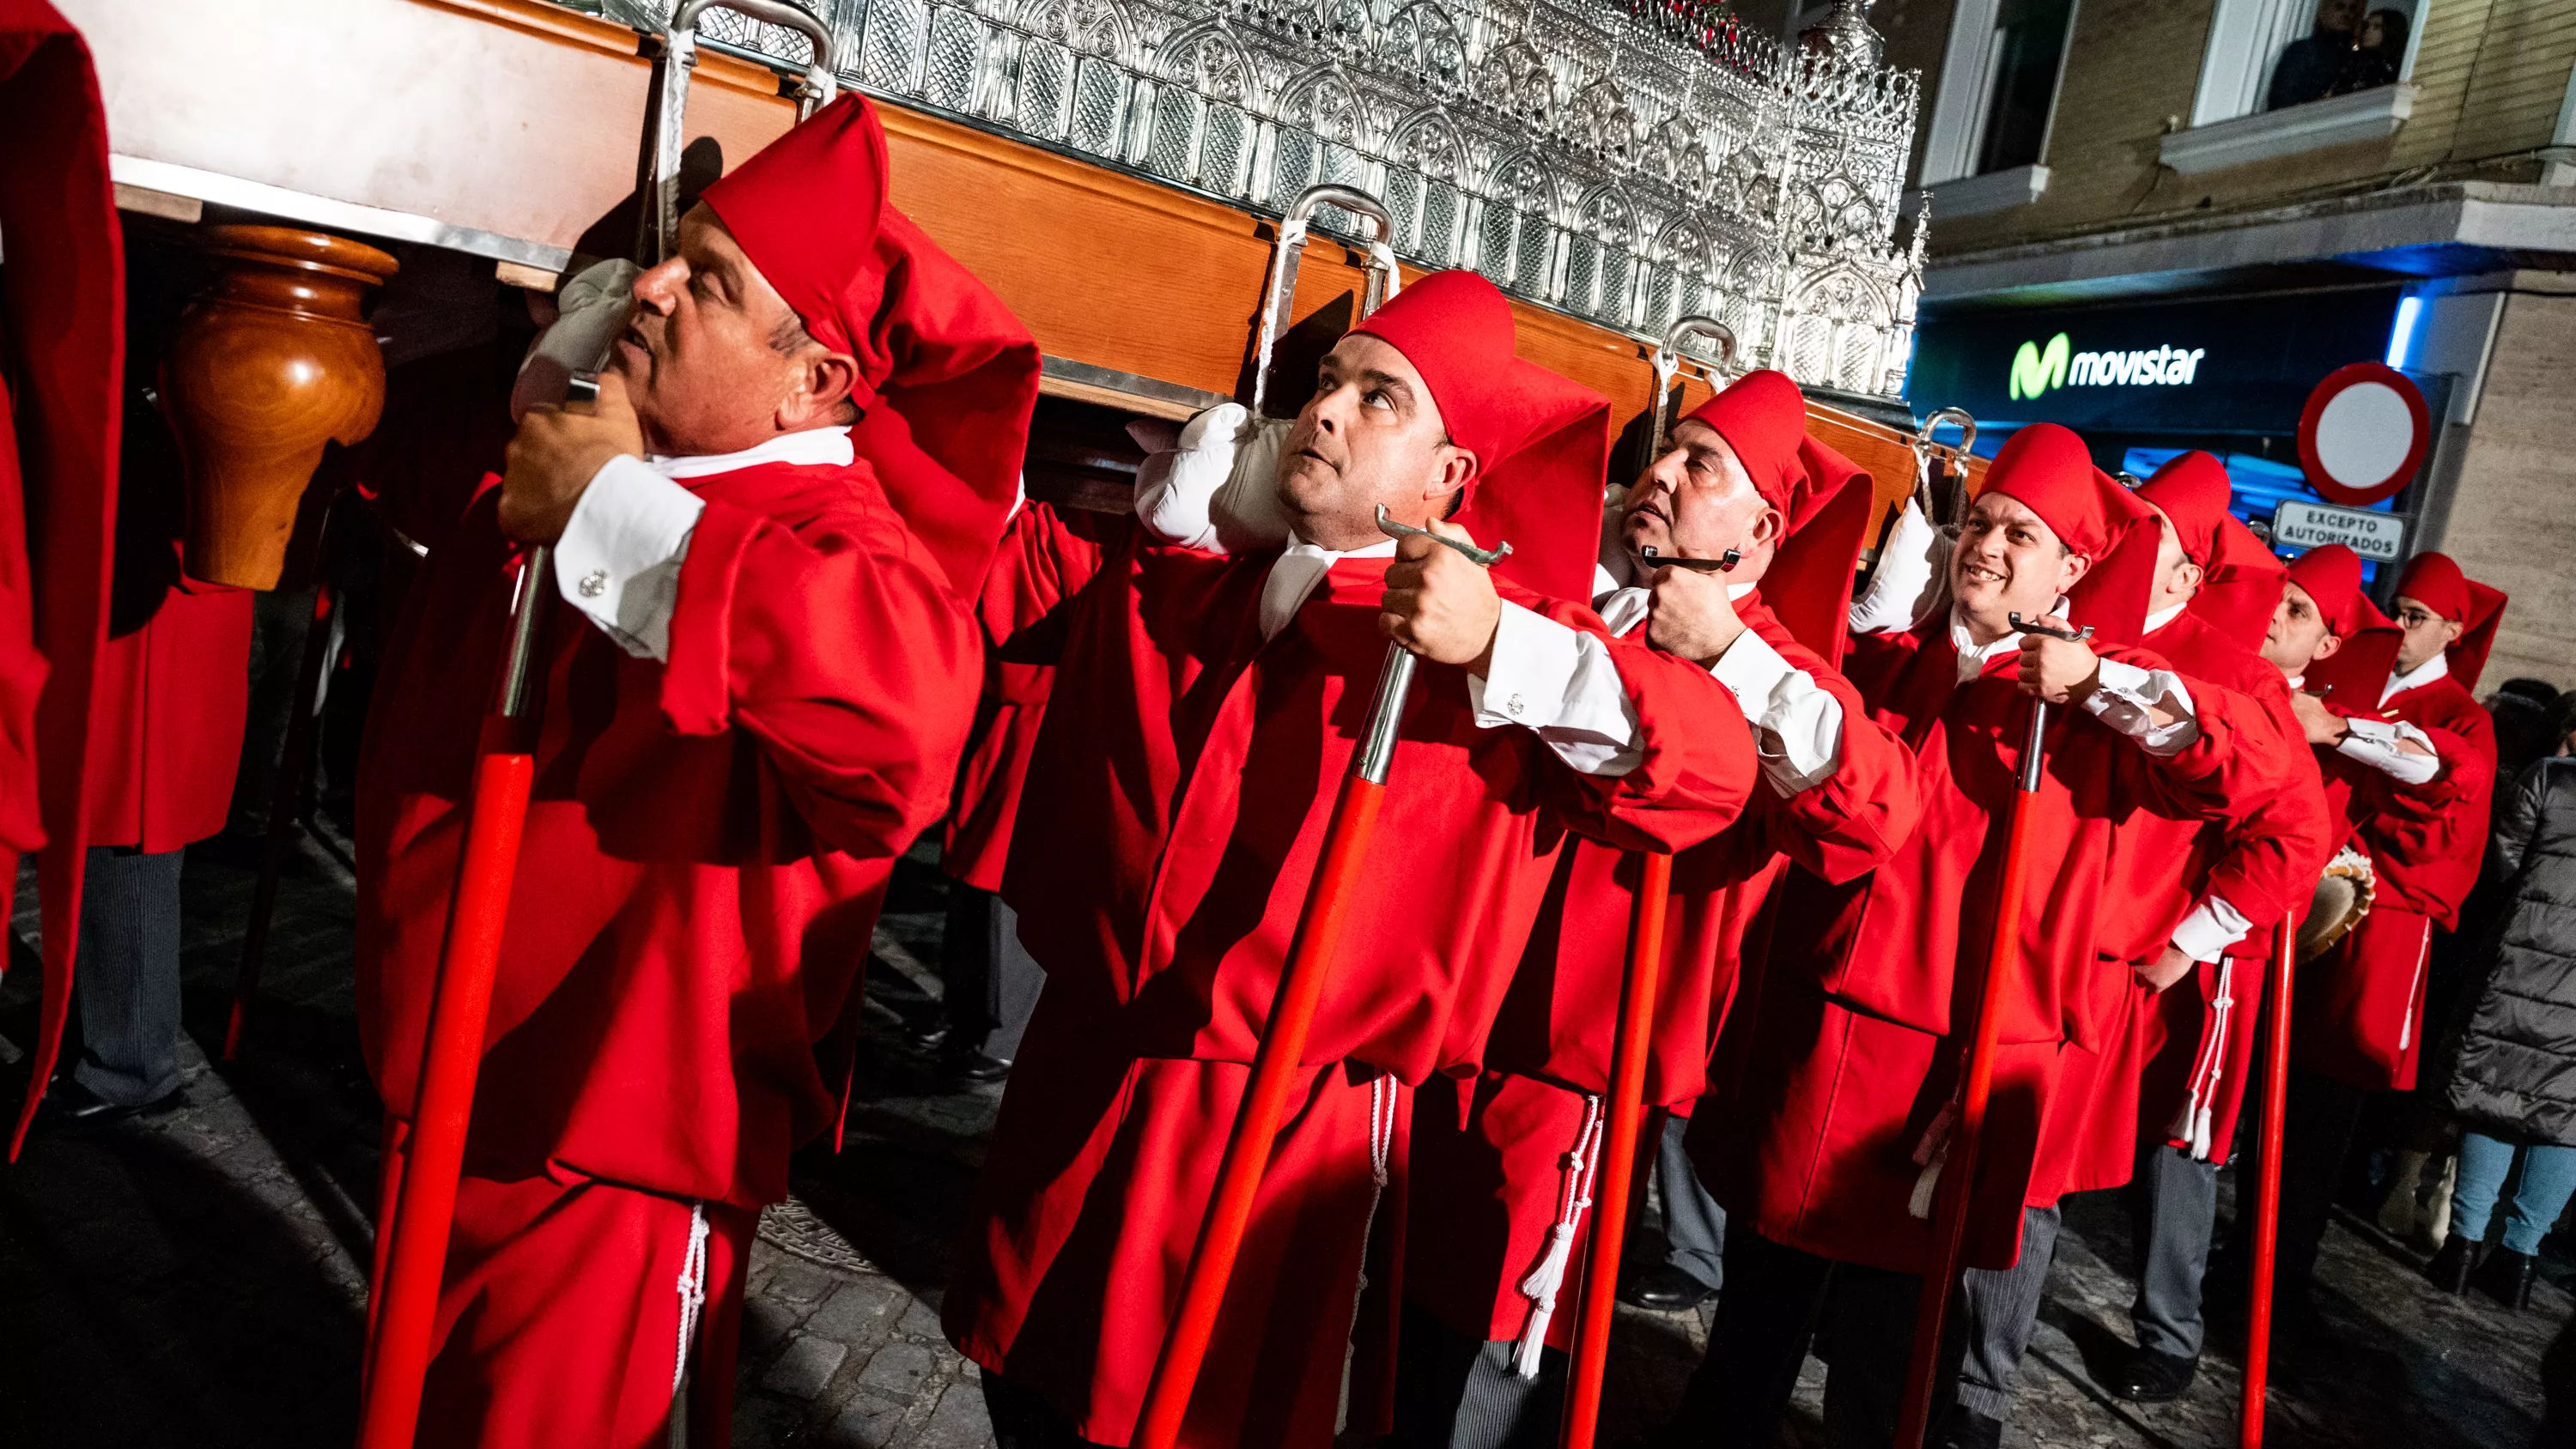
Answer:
[
  {"left": 1633, "top": 424, "right": 2282, "bottom": 1448},
  {"left": 1927, "top": 452, "right": 2332, "bottom": 1435},
  {"left": 1388, "top": 370, "right": 1924, "bottom": 1446},
  {"left": 943, "top": 271, "right": 1761, "bottom": 1449},
  {"left": 355, "top": 94, "right": 1040, "bottom": 1446},
  {"left": 2245, "top": 547, "right": 2504, "bottom": 1336}
]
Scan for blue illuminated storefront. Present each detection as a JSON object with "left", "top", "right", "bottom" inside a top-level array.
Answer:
[{"left": 1904, "top": 286, "right": 2437, "bottom": 585}]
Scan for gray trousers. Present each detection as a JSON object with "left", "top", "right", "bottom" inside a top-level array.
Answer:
[
  {"left": 1388, "top": 1302, "right": 1561, "bottom": 1449},
  {"left": 2129, "top": 1144, "right": 2221, "bottom": 1360},
  {"left": 1948, "top": 1203, "right": 2062, "bottom": 1422},
  {"left": 942, "top": 886, "right": 1043, "bottom": 1060},
  {"left": 70, "top": 846, "right": 187, "bottom": 1106},
  {"left": 1655, "top": 1111, "right": 1727, "bottom": 1289}
]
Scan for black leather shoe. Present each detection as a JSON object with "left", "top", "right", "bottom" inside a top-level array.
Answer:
[
  {"left": 29, "top": 1077, "right": 182, "bottom": 1134},
  {"left": 1934, "top": 1408, "right": 2004, "bottom": 1449},
  {"left": 942, "top": 1046, "right": 1013, "bottom": 1085},
  {"left": 2471, "top": 1247, "right": 2537, "bottom": 1310},
  {"left": 2424, "top": 1234, "right": 2483, "bottom": 1294},
  {"left": 1619, "top": 1264, "right": 1719, "bottom": 1313},
  {"left": 2111, "top": 1346, "right": 2198, "bottom": 1403}
]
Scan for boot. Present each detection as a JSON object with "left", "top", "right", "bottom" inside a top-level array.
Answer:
[
  {"left": 2470, "top": 1247, "right": 2538, "bottom": 1311},
  {"left": 2423, "top": 1233, "right": 2483, "bottom": 1294}
]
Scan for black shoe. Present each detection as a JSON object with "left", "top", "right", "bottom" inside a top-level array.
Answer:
[
  {"left": 29, "top": 1077, "right": 183, "bottom": 1134},
  {"left": 2111, "top": 1347, "right": 2199, "bottom": 1403},
  {"left": 1934, "top": 1408, "right": 2004, "bottom": 1449},
  {"left": 2424, "top": 1234, "right": 2484, "bottom": 1294},
  {"left": 2470, "top": 1247, "right": 2537, "bottom": 1310},
  {"left": 1619, "top": 1264, "right": 1720, "bottom": 1313},
  {"left": 942, "top": 1046, "right": 1012, "bottom": 1085}
]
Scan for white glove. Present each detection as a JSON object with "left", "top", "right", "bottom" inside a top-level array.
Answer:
[
  {"left": 1848, "top": 499, "right": 1954, "bottom": 635},
  {"left": 1133, "top": 403, "right": 1296, "bottom": 554},
  {"left": 512, "top": 258, "right": 642, "bottom": 422}
]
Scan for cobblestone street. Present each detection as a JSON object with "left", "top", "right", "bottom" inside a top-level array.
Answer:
[{"left": 2, "top": 832, "right": 2567, "bottom": 1448}]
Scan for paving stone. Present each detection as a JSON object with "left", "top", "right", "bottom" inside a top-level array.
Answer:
[
  {"left": 729, "top": 1392, "right": 806, "bottom": 1449},
  {"left": 854, "top": 1340, "right": 939, "bottom": 1402},
  {"left": 761, "top": 1335, "right": 851, "bottom": 1399},
  {"left": 807, "top": 1276, "right": 908, "bottom": 1342},
  {"left": 912, "top": 1378, "right": 996, "bottom": 1449},
  {"left": 896, "top": 1296, "right": 944, "bottom": 1339},
  {"left": 823, "top": 1389, "right": 910, "bottom": 1447},
  {"left": 768, "top": 1260, "right": 839, "bottom": 1305},
  {"left": 743, "top": 1294, "right": 806, "bottom": 1355}
]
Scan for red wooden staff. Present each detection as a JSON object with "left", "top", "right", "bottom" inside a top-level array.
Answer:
[
  {"left": 2239, "top": 919, "right": 2296, "bottom": 1448},
  {"left": 1131, "top": 512, "right": 1511, "bottom": 1449},
  {"left": 1558, "top": 848, "right": 1675, "bottom": 1449},
  {"left": 1893, "top": 613, "right": 2087, "bottom": 1449}
]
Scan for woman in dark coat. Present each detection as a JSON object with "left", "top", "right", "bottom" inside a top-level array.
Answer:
[{"left": 2430, "top": 694, "right": 2576, "bottom": 1307}]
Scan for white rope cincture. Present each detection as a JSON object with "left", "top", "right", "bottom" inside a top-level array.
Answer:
[
  {"left": 672, "top": 1200, "right": 711, "bottom": 1398},
  {"left": 1513, "top": 1094, "right": 1606, "bottom": 1379},
  {"left": 1907, "top": 1100, "right": 1958, "bottom": 1221},
  {"left": 1345, "top": 1075, "right": 1401, "bottom": 1343},
  {"left": 2168, "top": 958, "right": 2234, "bottom": 1161}
]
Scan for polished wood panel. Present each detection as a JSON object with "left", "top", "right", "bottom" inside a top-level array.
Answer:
[{"left": 165, "top": 227, "right": 400, "bottom": 588}]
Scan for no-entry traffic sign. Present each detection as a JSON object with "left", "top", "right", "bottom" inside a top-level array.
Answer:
[{"left": 2297, "top": 363, "right": 2430, "bottom": 506}]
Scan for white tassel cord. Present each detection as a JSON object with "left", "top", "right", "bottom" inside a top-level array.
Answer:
[
  {"left": 1514, "top": 1094, "right": 1607, "bottom": 1379},
  {"left": 673, "top": 1200, "right": 711, "bottom": 1397},
  {"left": 1345, "top": 1076, "right": 1400, "bottom": 1340},
  {"left": 1908, "top": 1101, "right": 1958, "bottom": 1221}
]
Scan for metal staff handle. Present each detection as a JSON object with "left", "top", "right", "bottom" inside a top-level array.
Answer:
[
  {"left": 1647, "top": 315, "right": 1740, "bottom": 459},
  {"left": 642, "top": 0, "right": 838, "bottom": 267},
  {"left": 2240, "top": 919, "right": 2297, "bottom": 1448},
  {"left": 1893, "top": 611, "right": 2089, "bottom": 1449},
  {"left": 1637, "top": 543, "right": 1738, "bottom": 573},
  {"left": 1132, "top": 510, "right": 1511, "bottom": 1449},
  {"left": 1558, "top": 848, "right": 1675, "bottom": 1449},
  {"left": 1912, "top": 406, "right": 1975, "bottom": 528},
  {"left": 1248, "top": 184, "right": 1401, "bottom": 418}
]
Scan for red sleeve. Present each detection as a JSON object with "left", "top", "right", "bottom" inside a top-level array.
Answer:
[
  {"left": 1752, "top": 621, "right": 1923, "bottom": 885},
  {"left": 660, "top": 472, "right": 982, "bottom": 860},
  {"left": 1517, "top": 591, "right": 1760, "bottom": 855},
  {"left": 981, "top": 501, "right": 1123, "bottom": 670}
]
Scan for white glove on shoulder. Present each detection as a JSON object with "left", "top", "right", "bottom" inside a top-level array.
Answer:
[
  {"left": 1848, "top": 499, "right": 1954, "bottom": 636},
  {"left": 1133, "top": 402, "right": 1296, "bottom": 553},
  {"left": 512, "top": 258, "right": 642, "bottom": 422}
]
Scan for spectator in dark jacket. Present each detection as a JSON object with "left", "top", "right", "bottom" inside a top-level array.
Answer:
[
  {"left": 2428, "top": 693, "right": 2576, "bottom": 1308},
  {"left": 2267, "top": 0, "right": 2362, "bottom": 111},
  {"left": 2331, "top": 8, "right": 2409, "bottom": 95}
]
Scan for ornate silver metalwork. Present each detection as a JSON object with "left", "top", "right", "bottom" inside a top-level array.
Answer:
[{"left": 641, "top": 0, "right": 1928, "bottom": 399}]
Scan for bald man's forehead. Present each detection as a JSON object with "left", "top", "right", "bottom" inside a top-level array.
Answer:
[{"left": 1326, "top": 332, "right": 1445, "bottom": 432}]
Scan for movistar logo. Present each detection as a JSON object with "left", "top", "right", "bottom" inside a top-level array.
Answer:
[
  {"left": 2009, "top": 333, "right": 2208, "bottom": 398},
  {"left": 2009, "top": 333, "right": 2069, "bottom": 399}
]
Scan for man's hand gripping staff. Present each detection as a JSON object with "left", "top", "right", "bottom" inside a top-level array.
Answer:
[
  {"left": 1131, "top": 509, "right": 1510, "bottom": 1449},
  {"left": 1893, "top": 611, "right": 2093, "bottom": 1449}
]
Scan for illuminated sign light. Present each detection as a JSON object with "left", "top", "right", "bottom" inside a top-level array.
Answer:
[{"left": 2008, "top": 332, "right": 2210, "bottom": 400}]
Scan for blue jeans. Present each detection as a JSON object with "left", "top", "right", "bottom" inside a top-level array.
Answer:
[{"left": 2451, "top": 1131, "right": 2576, "bottom": 1257}]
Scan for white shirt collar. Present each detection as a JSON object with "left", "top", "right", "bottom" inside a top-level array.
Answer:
[
  {"left": 2284, "top": 673, "right": 2305, "bottom": 691},
  {"left": 1949, "top": 596, "right": 2068, "bottom": 682},
  {"left": 1259, "top": 535, "right": 1400, "bottom": 641},
  {"left": 1594, "top": 579, "right": 1754, "bottom": 639},
  {"left": 2382, "top": 651, "right": 2449, "bottom": 705},
  {"left": 2144, "top": 601, "right": 2189, "bottom": 634},
  {"left": 646, "top": 425, "right": 854, "bottom": 481}
]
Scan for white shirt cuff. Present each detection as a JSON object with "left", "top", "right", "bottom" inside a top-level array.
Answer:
[
  {"left": 1709, "top": 626, "right": 1845, "bottom": 796},
  {"left": 2337, "top": 717, "right": 2442, "bottom": 785},
  {"left": 1849, "top": 500, "right": 1948, "bottom": 635},
  {"left": 554, "top": 454, "right": 704, "bottom": 662},
  {"left": 2082, "top": 657, "right": 2201, "bottom": 755},
  {"left": 1468, "top": 600, "right": 1643, "bottom": 778},
  {"left": 2170, "top": 894, "right": 2254, "bottom": 964}
]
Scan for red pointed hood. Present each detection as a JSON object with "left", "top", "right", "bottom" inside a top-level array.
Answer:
[
  {"left": 1680, "top": 369, "right": 1870, "bottom": 663},
  {"left": 2136, "top": 451, "right": 2283, "bottom": 653},
  {"left": 1352, "top": 270, "right": 1610, "bottom": 603},
  {"left": 701, "top": 93, "right": 1040, "bottom": 596},
  {"left": 2392, "top": 550, "right": 2508, "bottom": 693},
  {"left": 1979, "top": 424, "right": 2159, "bottom": 646},
  {"left": 2286, "top": 544, "right": 2403, "bottom": 712}
]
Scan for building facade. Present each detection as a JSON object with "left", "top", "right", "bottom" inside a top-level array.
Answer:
[{"left": 1814, "top": 0, "right": 2576, "bottom": 687}]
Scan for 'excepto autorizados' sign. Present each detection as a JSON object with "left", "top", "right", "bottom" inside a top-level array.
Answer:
[
  {"left": 2008, "top": 332, "right": 2210, "bottom": 400},
  {"left": 2272, "top": 500, "right": 2409, "bottom": 561}
]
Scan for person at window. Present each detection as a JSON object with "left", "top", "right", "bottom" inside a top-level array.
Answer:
[
  {"left": 2332, "top": 8, "right": 2409, "bottom": 95},
  {"left": 2266, "top": 0, "right": 2362, "bottom": 112}
]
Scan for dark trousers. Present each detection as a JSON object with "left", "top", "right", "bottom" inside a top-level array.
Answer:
[
  {"left": 2129, "top": 1144, "right": 2222, "bottom": 1360},
  {"left": 942, "top": 886, "right": 1043, "bottom": 1060},
  {"left": 1388, "top": 1302, "right": 1563, "bottom": 1449},
  {"left": 1654, "top": 1111, "right": 1727, "bottom": 1290},
  {"left": 1667, "top": 1228, "right": 1992, "bottom": 1449},
  {"left": 2231, "top": 1064, "right": 2366, "bottom": 1302},
  {"left": 70, "top": 846, "right": 187, "bottom": 1106}
]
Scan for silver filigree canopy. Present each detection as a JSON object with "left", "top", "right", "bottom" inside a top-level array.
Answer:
[{"left": 607, "top": 0, "right": 1928, "bottom": 398}]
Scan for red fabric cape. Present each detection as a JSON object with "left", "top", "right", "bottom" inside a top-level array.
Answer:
[{"left": 1, "top": 0, "right": 122, "bottom": 1157}]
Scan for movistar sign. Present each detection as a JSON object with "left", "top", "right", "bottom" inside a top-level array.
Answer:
[{"left": 2008, "top": 333, "right": 2209, "bottom": 399}]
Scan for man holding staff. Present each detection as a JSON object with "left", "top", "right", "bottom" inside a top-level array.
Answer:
[
  {"left": 1630, "top": 425, "right": 2284, "bottom": 1447},
  {"left": 355, "top": 96, "right": 1040, "bottom": 1445},
  {"left": 1390, "top": 369, "right": 1923, "bottom": 1447},
  {"left": 943, "top": 271, "right": 1761, "bottom": 1448}
]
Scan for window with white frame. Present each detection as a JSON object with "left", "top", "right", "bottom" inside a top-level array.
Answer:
[
  {"left": 1918, "top": 0, "right": 2079, "bottom": 188},
  {"left": 2190, "top": 0, "right": 2426, "bottom": 126}
]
